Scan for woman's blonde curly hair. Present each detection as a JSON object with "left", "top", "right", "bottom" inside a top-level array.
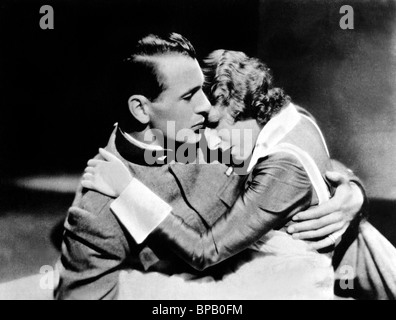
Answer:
[{"left": 204, "top": 50, "right": 290, "bottom": 125}]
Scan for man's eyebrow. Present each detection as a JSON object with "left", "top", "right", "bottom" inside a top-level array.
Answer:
[{"left": 180, "top": 85, "right": 201, "bottom": 98}]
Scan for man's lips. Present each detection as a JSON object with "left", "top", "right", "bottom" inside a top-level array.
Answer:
[{"left": 191, "top": 121, "right": 205, "bottom": 132}]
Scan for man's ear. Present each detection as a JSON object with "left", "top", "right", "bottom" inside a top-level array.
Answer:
[{"left": 128, "top": 95, "right": 151, "bottom": 125}]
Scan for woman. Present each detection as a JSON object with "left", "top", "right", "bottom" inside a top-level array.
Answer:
[{"left": 83, "top": 50, "right": 339, "bottom": 299}]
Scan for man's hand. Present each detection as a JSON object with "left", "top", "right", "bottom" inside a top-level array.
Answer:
[{"left": 287, "top": 171, "right": 364, "bottom": 250}]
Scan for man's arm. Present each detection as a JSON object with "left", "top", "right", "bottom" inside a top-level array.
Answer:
[
  {"left": 55, "top": 191, "right": 130, "bottom": 300},
  {"left": 286, "top": 159, "right": 367, "bottom": 250},
  {"left": 330, "top": 159, "right": 368, "bottom": 220}
]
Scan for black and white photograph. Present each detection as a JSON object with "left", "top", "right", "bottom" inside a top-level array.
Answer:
[{"left": 0, "top": 0, "right": 395, "bottom": 302}]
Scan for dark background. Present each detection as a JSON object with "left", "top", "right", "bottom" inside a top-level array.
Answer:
[
  {"left": 0, "top": 0, "right": 395, "bottom": 284},
  {"left": 0, "top": 0, "right": 260, "bottom": 177},
  {"left": 1, "top": 0, "right": 395, "bottom": 198}
]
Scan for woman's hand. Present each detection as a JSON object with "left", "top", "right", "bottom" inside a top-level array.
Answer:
[
  {"left": 81, "top": 148, "right": 133, "bottom": 198},
  {"left": 287, "top": 171, "right": 364, "bottom": 250}
]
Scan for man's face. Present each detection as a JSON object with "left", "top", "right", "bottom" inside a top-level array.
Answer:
[{"left": 149, "top": 55, "right": 211, "bottom": 144}]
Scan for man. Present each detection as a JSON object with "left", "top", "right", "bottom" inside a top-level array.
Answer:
[{"left": 55, "top": 33, "right": 364, "bottom": 299}]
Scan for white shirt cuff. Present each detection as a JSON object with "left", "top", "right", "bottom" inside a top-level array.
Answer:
[{"left": 110, "top": 178, "right": 172, "bottom": 244}]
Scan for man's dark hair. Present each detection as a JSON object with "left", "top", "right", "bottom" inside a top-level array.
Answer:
[{"left": 117, "top": 33, "right": 196, "bottom": 131}]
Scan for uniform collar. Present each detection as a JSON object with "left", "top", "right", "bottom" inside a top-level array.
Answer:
[{"left": 115, "top": 125, "right": 169, "bottom": 166}]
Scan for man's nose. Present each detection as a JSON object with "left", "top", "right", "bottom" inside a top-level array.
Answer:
[{"left": 194, "top": 91, "right": 212, "bottom": 116}]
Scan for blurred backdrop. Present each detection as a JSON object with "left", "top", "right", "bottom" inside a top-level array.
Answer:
[{"left": 0, "top": 0, "right": 395, "bottom": 283}]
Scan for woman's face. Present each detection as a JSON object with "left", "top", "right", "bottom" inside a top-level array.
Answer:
[{"left": 206, "top": 105, "right": 261, "bottom": 162}]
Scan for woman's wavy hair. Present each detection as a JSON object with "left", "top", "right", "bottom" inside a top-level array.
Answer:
[{"left": 203, "top": 50, "right": 290, "bottom": 125}]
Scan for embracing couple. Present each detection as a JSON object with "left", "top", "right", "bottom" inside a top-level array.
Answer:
[{"left": 55, "top": 33, "right": 396, "bottom": 300}]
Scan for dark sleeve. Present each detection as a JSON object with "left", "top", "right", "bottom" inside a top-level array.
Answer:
[
  {"left": 149, "top": 153, "right": 314, "bottom": 271},
  {"left": 55, "top": 193, "right": 130, "bottom": 300},
  {"left": 330, "top": 159, "right": 369, "bottom": 220},
  {"left": 329, "top": 160, "right": 370, "bottom": 270}
]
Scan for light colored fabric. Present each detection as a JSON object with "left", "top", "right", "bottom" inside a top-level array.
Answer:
[
  {"left": 118, "top": 231, "right": 333, "bottom": 300},
  {"left": 0, "top": 272, "right": 56, "bottom": 300},
  {"left": 110, "top": 178, "right": 172, "bottom": 244},
  {"left": 299, "top": 114, "right": 330, "bottom": 157},
  {"left": 247, "top": 103, "right": 301, "bottom": 172},
  {"left": 335, "top": 221, "right": 396, "bottom": 300}
]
